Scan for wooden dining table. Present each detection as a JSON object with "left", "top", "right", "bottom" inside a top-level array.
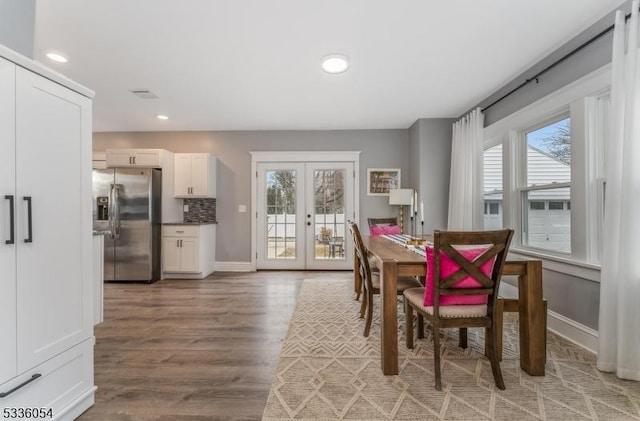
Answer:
[{"left": 355, "top": 235, "right": 546, "bottom": 376}]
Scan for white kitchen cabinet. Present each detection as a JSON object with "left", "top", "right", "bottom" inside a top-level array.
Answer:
[
  {"left": 104, "top": 148, "right": 183, "bottom": 224},
  {"left": 162, "top": 224, "right": 216, "bottom": 278},
  {"left": 0, "top": 45, "right": 95, "bottom": 415},
  {"left": 105, "top": 148, "right": 166, "bottom": 167},
  {"left": 174, "top": 153, "right": 217, "bottom": 198}
]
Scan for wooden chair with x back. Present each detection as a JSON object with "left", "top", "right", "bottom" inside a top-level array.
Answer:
[
  {"left": 403, "top": 229, "right": 514, "bottom": 390},
  {"left": 349, "top": 221, "right": 422, "bottom": 337}
]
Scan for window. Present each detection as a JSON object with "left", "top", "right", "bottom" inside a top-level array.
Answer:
[
  {"left": 483, "top": 144, "right": 503, "bottom": 229},
  {"left": 483, "top": 67, "right": 611, "bottom": 270},
  {"left": 548, "top": 201, "right": 564, "bottom": 210},
  {"left": 521, "top": 117, "right": 571, "bottom": 254}
]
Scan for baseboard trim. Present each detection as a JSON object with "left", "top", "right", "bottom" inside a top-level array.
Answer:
[
  {"left": 214, "top": 261, "right": 254, "bottom": 272},
  {"left": 547, "top": 310, "right": 599, "bottom": 354},
  {"left": 499, "top": 283, "right": 598, "bottom": 354},
  {"left": 54, "top": 386, "right": 96, "bottom": 421}
]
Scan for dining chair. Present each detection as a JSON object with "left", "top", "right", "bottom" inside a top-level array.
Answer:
[
  {"left": 367, "top": 217, "right": 398, "bottom": 230},
  {"left": 403, "top": 229, "right": 514, "bottom": 391},
  {"left": 349, "top": 221, "right": 423, "bottom": 337}
]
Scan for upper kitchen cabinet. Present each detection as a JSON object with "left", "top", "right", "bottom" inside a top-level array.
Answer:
[
  {"left": 174, "top": 153, "right": 217, "bottom": 198},
  {"left": 105, "top": 148, "right": 170, "bottom": 168}
]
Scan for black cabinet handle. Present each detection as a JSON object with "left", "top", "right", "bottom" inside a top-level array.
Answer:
[
  {"left": 5, "top": 195, "right": 14, "bottom": 245},
  {"left": 0, "top": 374, "right": 41, "bottom": 398},
  {"left": 24, "top": 196, "right": 32, "bottom": 243}
]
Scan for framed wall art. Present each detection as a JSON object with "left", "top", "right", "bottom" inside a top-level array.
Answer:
[{"left": 367, "top": 168, "right": 400, "bottom": 196}]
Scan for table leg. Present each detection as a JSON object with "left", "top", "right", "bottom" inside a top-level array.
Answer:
[
  {"left": 518, "top": 260, "right": 546, "bottom": 376},
  {"left": 380, "top": 259, "right": 399, "bottom": 375}
]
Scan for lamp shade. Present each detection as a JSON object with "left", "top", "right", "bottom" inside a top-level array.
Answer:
[{"left": 388, "top": 188, "right": 413, "bottom": 205}]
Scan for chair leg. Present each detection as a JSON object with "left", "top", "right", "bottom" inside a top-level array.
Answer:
[
  {"left": 433, "top": 323, "right": 442, "bottom": 391},
  {"left": 417, "top": 315, "right": 424, "bottom": 339},
  {"left": 359, "top": 289, "right": 367, "bottom": 319},
  {"left": 363, "top": 292, "right": 374, "bottom": 337},
  {"left": 405, "top": 300, "right": 414, "bottom": 349},
  {"left": 487, "top": 323, "right": 506, "bottom": 390},
  {"left": 459, "top": 328, "right": 468, "bottom": 349}
]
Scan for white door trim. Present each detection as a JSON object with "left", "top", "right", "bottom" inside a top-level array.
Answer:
[{"left": 250, "top": 151, "right": 361, "bottom": 271}]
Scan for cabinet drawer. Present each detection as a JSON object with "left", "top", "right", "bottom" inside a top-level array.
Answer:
[
  {"left": 162, "top": 225, "right": 199, "bottom": 237},
  {"left": 0, "top": 337, "right": 94, "bottom": 419}
]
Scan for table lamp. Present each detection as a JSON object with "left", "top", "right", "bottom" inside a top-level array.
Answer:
[{"left": 388, "top": 188, "right": 413, "bottom": 234}]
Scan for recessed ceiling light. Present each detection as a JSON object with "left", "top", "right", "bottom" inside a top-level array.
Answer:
[
  {"left": 322, "top": 54, "right": 349, "bottom": 74},
  {"left": 157, "top": 114, "right": 169, "bottom": 120},
  {"left": 45, "top": 52, "right": 68, "bottom": 63}
]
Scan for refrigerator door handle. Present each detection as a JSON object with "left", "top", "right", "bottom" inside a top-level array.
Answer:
[
  {"left": 109, "top": 184, "right": 122, "bottom": 239},
  {"left": 108, "top": 184, "right": 115, "bottom": 239},
  {"left": 113, "top": 184, "right": 122, "bottom": 238}
]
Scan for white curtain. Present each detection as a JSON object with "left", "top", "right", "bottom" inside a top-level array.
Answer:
[
  {"left": 598, "top": 1, "right": 640, "bottom": 381},
  {"left": 447, "top": 107, "right": 484, "bottom": 230}
]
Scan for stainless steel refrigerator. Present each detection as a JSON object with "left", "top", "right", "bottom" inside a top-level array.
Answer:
[{"left": 93, "top": 168, "right": 162, "bottom": 283}]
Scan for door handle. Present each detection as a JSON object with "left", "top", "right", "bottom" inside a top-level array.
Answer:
[
  {"left": 180, "top": 239, "right": 183, "bottom": 247},
  {"left": 5, "top": 195, "right": 14, "bottom": 244},
  {"left": 307, "top": 214, "right": 311, "bottom": 218},
  {"left": 133, "top": 156, "right": 136, "bottom": 164},
  {"left": 0, "top": 374, "right": 41, "bottom": 398},
  {"left": 111, "top": 184, "right": 122, "bottom": 239},
  {"left": 307, "top": 222, "right": 311, "bottom": 226},
  {"left": 176, "top": 239, "right": 179, "bottom": 247},
  {"left": 23, "top": 196, "right": 32, "bottom": 243}
]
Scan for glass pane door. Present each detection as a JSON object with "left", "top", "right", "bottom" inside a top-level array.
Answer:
[
  {"left": 256, "top": 163, "right": 305, "bottom": 269},
  {"left": 256, "top": 161, "right": 354, "bottom": 270},
  {"left": 306, "top": 162, "right": 353, "bottom": 270}
]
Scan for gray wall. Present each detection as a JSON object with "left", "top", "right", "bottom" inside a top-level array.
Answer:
[
  {"left": 94, "top": 130, "right": 411, "bottom": 263},
  {"left": 409, "top": 119, "right": 455, "bottom": 234},
  {"left": 476, "top": 0, "right": 633, "bottom": 126},
  {"left": 465, "top": 2, "right": 635, "bottom": 330},
  {"left": 0, "top": 0, "right": 35, "bottom": 58}
]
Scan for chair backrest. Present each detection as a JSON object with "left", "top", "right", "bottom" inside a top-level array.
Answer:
[
  {"left": 348, "top": 222, "right": 374, "bottom": 293},
  {"left": 367, "top": 217, "right": 398, "bottom": 228},
  {"left": 432, "top": 229, "right": 514, "bottom": 313}
]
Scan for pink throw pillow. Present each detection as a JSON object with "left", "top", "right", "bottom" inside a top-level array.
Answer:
[
  {"left": 370, "top": 224, "right": 402, "bottom": 236},
  {"left": 423, "top": 246, "right": 496, "bottom": 306}
]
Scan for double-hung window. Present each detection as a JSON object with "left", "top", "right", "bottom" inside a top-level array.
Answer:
[
  {"left": 483, "top": 65, "right": 611, "bottom": 271},
  {"left": 520, "top": 116, "right": 571, "bottom": 254}
]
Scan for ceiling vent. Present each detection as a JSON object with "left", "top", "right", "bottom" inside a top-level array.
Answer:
[{"left": 129, "top": 89, "right": 158, "bottom": 99}]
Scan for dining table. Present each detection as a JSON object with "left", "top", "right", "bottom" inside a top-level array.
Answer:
[{"left": 355, "top": 234, "right": 546, "bottom": 377}]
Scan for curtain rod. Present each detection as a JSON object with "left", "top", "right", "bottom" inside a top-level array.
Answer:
[{"left": 481, "top": 9, "right": 634, "bottom": 113}]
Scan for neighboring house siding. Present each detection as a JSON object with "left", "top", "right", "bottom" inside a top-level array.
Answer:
[{"left": 484, "top": 145, "right": 571, "bottom": 252}]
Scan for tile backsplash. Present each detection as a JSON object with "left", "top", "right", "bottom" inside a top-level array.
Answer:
[{"left": 183, "top": 198, "right": 216, "bottom": 223}]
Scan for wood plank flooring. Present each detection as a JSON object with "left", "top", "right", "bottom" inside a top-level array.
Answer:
[{"left": 79, "top": 271, "right": 350, "bottom": 421}]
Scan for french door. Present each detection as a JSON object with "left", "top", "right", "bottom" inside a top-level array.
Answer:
[{"left": 256, "top": 161, "right": 354, "bottom": 270}]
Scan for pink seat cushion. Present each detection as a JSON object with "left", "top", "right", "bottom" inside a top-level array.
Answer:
[
  {"left": 370, "top": 224, "right": 402, "bottom": 236},
  {"left": 423, "top": 246, "right": 496, "bottom": 306}
]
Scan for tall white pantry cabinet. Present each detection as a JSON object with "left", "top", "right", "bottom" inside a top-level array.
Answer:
[{"left": 0, "top": 45, "right": 95, "bottom": 419}]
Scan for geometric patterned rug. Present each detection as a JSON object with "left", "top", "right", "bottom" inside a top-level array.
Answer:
[{"left": 262, "top": 279, "right": 640, "bottom": 420}]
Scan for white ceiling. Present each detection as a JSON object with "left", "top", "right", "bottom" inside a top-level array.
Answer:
[{"left": 33, "top": 0, "right": 624, "bottom": 132}]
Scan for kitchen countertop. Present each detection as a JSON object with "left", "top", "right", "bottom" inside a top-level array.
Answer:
[
  {"left": 163, "top": 221, "right": 217, "bottom": 225},
  {"left": 93, "top": 230, "right": 110, "bottom": 236}
]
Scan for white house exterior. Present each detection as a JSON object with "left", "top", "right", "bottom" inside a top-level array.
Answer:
[{"left": 484, "top": 145, "right": 571, "bottom": 252}]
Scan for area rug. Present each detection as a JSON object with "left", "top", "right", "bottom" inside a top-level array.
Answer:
[{"left": 262, "top": 279, "right": 640, "bottom": 420}]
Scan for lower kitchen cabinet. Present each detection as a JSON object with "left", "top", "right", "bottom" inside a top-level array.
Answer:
[{"left": 162, "top": 224, "right": 215, "bottom": 279}]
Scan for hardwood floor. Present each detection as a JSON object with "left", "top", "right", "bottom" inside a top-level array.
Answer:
[{"left": 79, "top": 271, "right": 350, "bottom": 421}]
